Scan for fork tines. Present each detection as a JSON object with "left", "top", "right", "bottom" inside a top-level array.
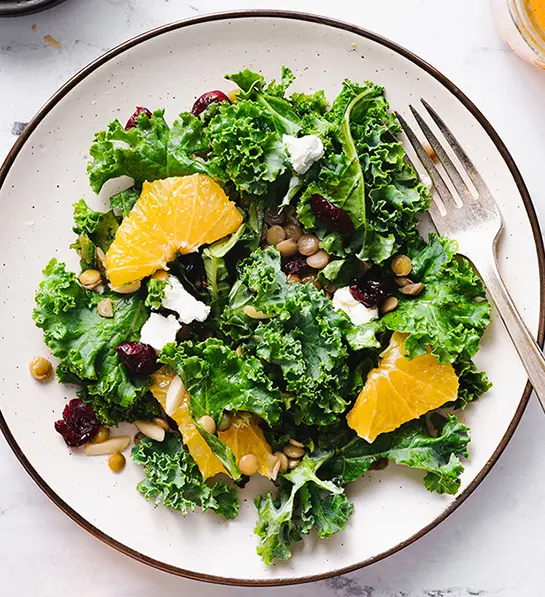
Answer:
[{"left": 396, "top": 100, "right": 496, "bottom": 225}]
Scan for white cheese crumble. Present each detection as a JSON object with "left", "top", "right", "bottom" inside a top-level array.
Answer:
[
  {"left": 332, "top": 286, "right": 379, "bottom": 325},
  {"left": 140, "top": 313, "right": 181, "bottom": 352},
  {"left": 283, "top": 134, "right": 325, "bottom": 174},
  {"left": 162, "top": 275, "right": 211, "bottom": 325}
]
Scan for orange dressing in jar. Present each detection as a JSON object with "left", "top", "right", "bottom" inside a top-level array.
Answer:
[{"left": 529, "top": 0, "right": 545, "bottom": 31}]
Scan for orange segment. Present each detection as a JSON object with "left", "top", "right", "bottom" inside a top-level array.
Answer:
[
  {"left": 218, "top": 414, "right": 275, "bottom": 479},
  {"left": 106, "top": 174, "right": 243, "bottom": 287},
  {"left": 149, "top": 369, "right": 275, "bottom": 479},
  {"left": 150, "top": 368, "right": 226, "bottom": 479},
  {"left": 347, "top": 332, "right": 458, "bottom": 443}
]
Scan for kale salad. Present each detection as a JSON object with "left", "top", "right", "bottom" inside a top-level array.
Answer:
[{"left": 31, "top": 67, "right": 491, "bottom": 565}]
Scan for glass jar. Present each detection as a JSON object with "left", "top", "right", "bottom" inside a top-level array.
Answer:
[{"left": 491, "top": 0, "right": 545, "bottom": 68}]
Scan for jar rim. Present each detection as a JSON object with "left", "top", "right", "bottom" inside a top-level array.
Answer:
[{"left": 509, "top": 0, "right": 545, "bottom": 61}]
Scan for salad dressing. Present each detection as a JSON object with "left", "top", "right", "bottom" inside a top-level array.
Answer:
[{"left": 529, "top": 0, "right": 545, "bottom": 30}]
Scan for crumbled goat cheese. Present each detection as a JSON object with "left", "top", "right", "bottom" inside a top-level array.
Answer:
[
  {"left": 283, "top": 134, "right": 325, "bottom": 174},
  {"left": 162, "top": 275, "right": 211, "bottom": 325},
  {"left": 139, "top": 313, "right": 181, "bottom": 351},
  {"left": 332, "top": 286, "right": 379, "bottom": 325}
]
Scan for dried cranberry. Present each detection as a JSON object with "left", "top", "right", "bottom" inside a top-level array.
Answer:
[
  {"left": 350, "top": 267, "right": 393, "bottom": 308},
  {"left": 125, "top": 106, "right": 152, "bottom": 130},
  {"left": 311, "top": 194, "right": 355, "bottom": 235},
  {"left": 284, "top": 256, "right": 308, "bottom": 277},
  {"left": 54, "top": 399, "right": 100, "bottom": 447},
  {"left": 115, "top": 342, "right": 159, "bottom": 375},
  {"left": 190, "top": 91, "right": 230, "bottom": 116}
]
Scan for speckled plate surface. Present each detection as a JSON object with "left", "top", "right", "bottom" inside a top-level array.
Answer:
[{"left": 0, "top": 10, "right": 543, "bottom": 586}]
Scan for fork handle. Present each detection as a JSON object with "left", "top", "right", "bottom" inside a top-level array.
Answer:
[{"left": 478, "top": 256, "right": 545, "bottom": 407}]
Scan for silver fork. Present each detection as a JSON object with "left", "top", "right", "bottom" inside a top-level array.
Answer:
[{"left": 397, "top": 100, "right": 545, "bottom": 406}]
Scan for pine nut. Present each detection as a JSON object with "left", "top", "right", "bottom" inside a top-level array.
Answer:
[
  {"left": 97, "top": 298, "right": 114, "bottom": 318},
  {"left": 274, "top": 451, "right": 289, "bottom": 473},
  {"left": 135, "top": 420, "right": 165, "bottom": 442},
  {"left": 380, "top": 296, "right": 399, "bottom": 314},
  {"left": 110, "top": 280, "right": 141, "bottom": 294},
  {"left": 84, "top": 436, "right": 131, "bottom": 456},
  {"left": 399, "top": 282, "right": 425, "bottom": 297},
  {"left": 79, "top": 269, "right": 101, "bottom": 290}
]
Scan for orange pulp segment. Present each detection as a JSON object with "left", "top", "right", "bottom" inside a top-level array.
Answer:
[
  {"left": 218, "top": 414, "right": 275, "bottom": 479},
  {"left": 150, "top": 368, "right": 226, "bottom": 479},
  {"left": 346, "top": 332, "right": 459, "bottom": 443},
  {"left": 106, "top": 174, "right": 243, "bottom": 287},
  {"left": 150, "top": 369, "right": 275, "bottom": 479}
]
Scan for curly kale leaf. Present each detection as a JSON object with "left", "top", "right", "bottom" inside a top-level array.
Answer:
[
  {"left": 221, "top": 248, "right": 378, "bottom": 425},
  {"left": 159, "top": 338, "right": 285, "bottom": 479},
  {"left": 110, "top": 186, "right": 140, "bottom": 218},
  {"left": 254, "top": 450, "right": 353, "bottom": 564},
  {"left": 72, "top": 199, "right": 119, "bottom": 253},
  {"left": 226, "top": 66, "right": 302, "bottom": 135},
  {"left": 144, "top": 278, "right": 168, "bottom": 311},
  {"left": 33, "top": 259, "right": 151, "bottom": 425},
  {"left": 132, "top": 434, "right": 239, "bottom": 519},
  {"left": 382, "top": 234, "right": 491, "bottom": 363},
  {"left": 321, "top": 413, "right": 470, "bottom": 495},
  {"left": 87, "top": 110, "right": 222, "bottom": 192},
  {"left": 297, "top": 80, "right": 429, "bottom": 263},
  {"left": 454, "top": 359, "right": 492, "bottom": 409},
  {"left": 202, "top": 224, "right": 246, "bottom": 313},
  {"left": 206, "top": 100, "right": 288, "bottom": 196},
  {"left": 160, "top": 338, "right": 284, "bottom": 426}
]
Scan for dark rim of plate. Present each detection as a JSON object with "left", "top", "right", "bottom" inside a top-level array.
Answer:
[
  {"left": 0, "top": 9, "right": 543, "bottom": 588},
  {"left": 0, "top": 0, "right": 67, "bottom": 17}
]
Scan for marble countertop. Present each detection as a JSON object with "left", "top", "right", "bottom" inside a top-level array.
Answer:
[{"left": 2, "top": 0, "right": 545, "bottom": 595}]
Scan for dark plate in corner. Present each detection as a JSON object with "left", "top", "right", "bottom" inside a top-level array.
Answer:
[{"left": 0, "top": 0, "right": 67, "bottom": 17}]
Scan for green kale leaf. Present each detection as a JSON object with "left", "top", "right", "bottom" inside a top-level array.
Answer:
[
  {"left": 382, "top": 234, "right": 491, "bottom": 363},
  {"left": 110, "top": 186, "right": 141, "bottom": 218},
  {"left": 72, "top": 199, "right": 119, "bottom": 252},
  {"left": 144, "top": 278, "right": 168, "bottom": 311},
  {"left": 321, "top": 413, "right": 470, "bottom": 495},
  {"left": 221, "top": 248, "right": 376, "bottom": 425},
  {"left": 160, "top": 338, "right": 284, "bottom": 480},
  {"left": 87, "top": 110, "right": 222, "bottom": 193},
  {"left": 33, "top": 259, "right": 152, "bottom": 425},
  {"left": 254, "top": 450, "right": 353, "bottom": 564},
  {"left": 297, "top": 80, "right": 429, "bottom": 263},
  {"left": 206, "top": 100, "right": 288, "bottom": 195},
  {"left": 132, "top": 433, "right": 239, "bottom": 519},
  {"left": 202, "top": 224, "right": 245, "bottom": 312},
  {"left": 160, "top": 338, "right": 284, "bottom": 426},
  {"left": 454, "top": 359, "right": 492, "bottom": 409},
  {"left": 226, "top": 67, "right": 302, "bottom": 135}
]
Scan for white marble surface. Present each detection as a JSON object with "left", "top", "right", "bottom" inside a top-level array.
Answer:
[{"left": 2, "top": 0, "right": 545, "bottom": 595}]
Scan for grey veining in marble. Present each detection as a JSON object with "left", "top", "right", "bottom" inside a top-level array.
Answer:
[{"left": 2, "top": 0, "right": 545, "bottom": 595}]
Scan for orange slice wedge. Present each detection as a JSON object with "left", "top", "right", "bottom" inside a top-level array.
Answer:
[
  {"left": 347, "top": 332, "right": 458, "bottom": 443},
  {"left": 106, "top": 174, "right": 243, "bottom": 287}
]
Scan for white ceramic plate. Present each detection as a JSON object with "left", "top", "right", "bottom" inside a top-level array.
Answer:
[{"left": 0, "top": 10, "right": 543, "bottom": 587}]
